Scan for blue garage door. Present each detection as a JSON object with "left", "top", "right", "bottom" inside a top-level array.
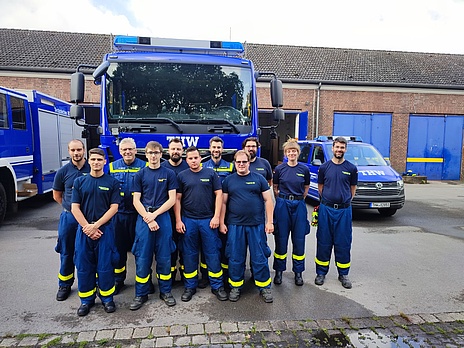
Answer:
[
  {"left": 407, "top": 115, "right": 463, "bottom": 180},
  {"left": 333, "top": 113, "right": 392, "bottom": 158}
]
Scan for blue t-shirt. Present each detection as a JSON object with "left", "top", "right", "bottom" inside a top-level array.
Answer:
[
  {"left": 273, "top": 162, "right": 310, "bottom": 196},
  {"left": 161, "top": 159, "right": 189, "bottom": 176},
  {"left": 109, "top": 157, "right": 147, "bottom": 213},
  {"left": 133, "top": 166, "right": 178, "bottom": 209},
  {"left": 202, "top": 158, "right": 234, "bottom": 184},
  {"left": 222, "top": 172, "right": 269, "bottom": 226},
  {"left": 177, "top": 168, "right": 221, "bottom": 219},
  {"left": 249, "top": 157, "right": 273, "bottom": 181},
  {"left": 318, "top": 160, "right": 358, "bottom": 204},
  {"left": 52, "top": 160, "right": 91, "bottom": 211},
  {"left": 71, "top": 173, "right": 120, "bottom": 223}
]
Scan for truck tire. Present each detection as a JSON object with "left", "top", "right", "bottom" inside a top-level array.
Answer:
[
  {"left": 0, "top": 182, "right": 6, "bottom": 224},
  {"left": 378, "top": 208, "right": 397, "bottom": 217}
]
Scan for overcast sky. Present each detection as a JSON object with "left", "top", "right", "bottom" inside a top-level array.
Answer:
[{"left": 1, "top": 0, "right": 463, "bottom": 54}]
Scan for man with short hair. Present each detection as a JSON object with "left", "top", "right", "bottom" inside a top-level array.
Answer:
[
  {"left": 242, "top": 137, "right": 273, "bottom": 186},
  {"left": 315, "top": 136, "right": 358, "bottom": 289},
  {"left": 71, "top": 148, "right": 120, "bottom": 316},
  {"left": 52, "top": 139, "right": 90, "bottom": 301},
  {"left": 108, "top": 138, "right": 147, "bottom": 294},
  {"left": 220, "top": 150, "right": 274, "bottom": 303},
  {"left": 131, "top": 141, "right": 178, "bottom": 309},
  {"left": 161, "top": 138, "right": 189, "bottom": 282},
  {"left": 175, "top": 146, "right": 228, "bottom": 302}
]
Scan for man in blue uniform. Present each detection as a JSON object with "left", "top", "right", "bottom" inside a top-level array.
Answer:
[
  {"left": 220, "top": 150, "right": 274, "bottom": 303},
  {"left": 175, "top": 146, "right": 228, "bottom": 302},
  {"left": 202, "top": 136, "right": 234, "bottom": 287},
  {"left": 108, "top": 138, "right": 147, "bottom": 295},
  {"left": 161, "top": 138, "right": 189, "bottom": 282},
  {"left": 131, "top": 141, "right": 178, "bottom": 310},
  {"left": 273, "top": 139, "right": 311, "bottom": 286},
  {"left": 315, "top": 136, "right": 358, "bottom": 289},
  {"left": 52, "top": 139, "right": 90, "bottom": 301},
  {"left": 71, "top": 148, "right": 120, "bottom": 316},
  {"left": 242, "top": 137, "right": 273, "bottom": 186}
]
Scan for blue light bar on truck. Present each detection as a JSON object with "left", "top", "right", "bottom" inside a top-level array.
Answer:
[{"left": 113, "top": 35, "right": 244, "bottom": 57}]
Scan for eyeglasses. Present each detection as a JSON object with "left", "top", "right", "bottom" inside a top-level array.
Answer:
[
  {"left": 146, "top": 151, "right": 161, "bottom": 156},
  {"left": 121, "top": 148, "right": 135, "bottom": 152},
  {"left": 235, "top": 160, "right": 249, "bottom": 164}
]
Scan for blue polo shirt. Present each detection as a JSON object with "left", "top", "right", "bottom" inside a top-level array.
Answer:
[
  {"left": 71, "top": 173, "right": 120, "bottom": 222},
  {"left": 249, "top": 157, "right": 273, "bottom": 181},
  {"left": 161, "top": 159, "right": 189, "bottom": 176},
  {"left": 318, "top": 160, "right": 358, "bottom": 204},
  {"left": 222, "top": 172, "right": 269, "bottom": 226},
  {"left": 273, "top": 162, "right": 310, "bottom": 196},
  {"left": 177, "top": 167, "right": 221, "bottom": 219},
  {"left": 53, "top": 160, "right": 91, "bottom": 211},
  {"left": 133, "top": 166, "right": 178, "bottom": 209}
]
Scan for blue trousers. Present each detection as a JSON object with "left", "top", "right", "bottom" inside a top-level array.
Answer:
[
  {"left": 180, "top": 217, "right": 223, "bottom": 290},
  {"left": 113, "top": 212, "right": 137, "bottom": 283},
  {"left": 226, "top": 224, "right": 271, "bottom": 289},
  {"left": 74, "top": 223, "right": 118, "bottom": 305},
  {"left": 273, "top": 198, "right": 310, "bottom": 273},
  {"left": 55, "top": 210, "right": 78, "bottom": 287},
  {"left": 315, "top": 203, "right": 352, "bottom": 276},
  {"left": 133, "top": 212, "right": 175, "bottom": 296}
]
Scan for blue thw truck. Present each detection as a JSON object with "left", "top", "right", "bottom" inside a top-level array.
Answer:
[
  {"left": 0, "top": 87, "right": 83, "bottom": 223},
  {"left": 70, "top": 36, "right": 283, "bottom": 162}
]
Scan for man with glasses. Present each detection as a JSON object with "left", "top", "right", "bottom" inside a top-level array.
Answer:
[
  {"left": 131, "top": 141, "right": 178, "bottom": 309},
  {"left": 242, "top": 137, "right": 273, "bottom": 186},
  {"left": 108, "top": 138, "right": 148, "bottom": 295},
  {"left": 52, "top": 139, "right": 90, "bottom": 301},
  {"left": 220, "top": 150, "right": 274, "bottom": 303}
]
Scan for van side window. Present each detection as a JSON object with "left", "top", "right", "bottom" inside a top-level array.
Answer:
[
  {"left": 298, "top": 145, "right": 310, "bottom": 163},
  {"left": 312, "top": 145, "right": 325, "bottom": 164},
  {"left": 11, "top": 96, "right": 27, "bottom": 130},
  {"left": 0, "top": 94, "right": 8, "bottom": 129}
]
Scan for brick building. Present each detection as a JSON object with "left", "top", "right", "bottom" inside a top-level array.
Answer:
[{"left": 1, "top": 28, "right": 464, "bottom": 179}]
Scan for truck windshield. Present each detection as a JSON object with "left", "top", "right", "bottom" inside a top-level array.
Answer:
[
  {"left": 105, "top": 62, "right": 253, "bottom": 126},
  {"left": 324, "top": 143, "right": 388, "bottom": 166}
]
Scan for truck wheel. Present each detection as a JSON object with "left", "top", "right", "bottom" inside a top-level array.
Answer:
[
  {"left": 378, "top": 208, "right": 397, "bottom": 217},
  {"left": 0, "top": 182, "right": 6, "bottom": 224}
]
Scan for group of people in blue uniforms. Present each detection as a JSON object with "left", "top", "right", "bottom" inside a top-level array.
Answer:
[{"left": 52, "top": 135, "right": 357, "bottom": 316}]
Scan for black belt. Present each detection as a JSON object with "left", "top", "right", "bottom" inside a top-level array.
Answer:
[
  {"left": 321, "top": 200, "right": 350, "bottom": 209},
  {"left": 278, "top": 193, "right": 304, "bottom": 201}
]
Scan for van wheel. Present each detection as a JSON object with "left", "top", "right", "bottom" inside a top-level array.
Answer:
[
  {"left": 0, "top": 182, "right": 6, "bottom": 224},
  {"left": 378, "top": 208, "right": 397, "bottom": 217}
]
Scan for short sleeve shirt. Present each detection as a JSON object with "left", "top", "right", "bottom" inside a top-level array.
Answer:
[
  {"left": 249, "top": 157, "right": 273, "bottom": 181},
  {"left": 161, "top": 159, "right": 189, "bottom": 176},
  {"left": 273, "top": 162, "right": 310, "bottom": 196},
  {"left": 133, "top": 166, "right": 178, "bottom": 208},
  {"left": 53, "top": 161, "right": 91, "bottom": 211},
  {"left": 318, "top": 160, "right": 358, "bottom": 204}
]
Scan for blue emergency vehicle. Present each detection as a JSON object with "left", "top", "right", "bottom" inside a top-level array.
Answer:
[
  {"left": 0, "top": 87, "right": 83, "bottom": 223},
  {"left": 70, "top": 36, "right": 283, "bottom": 162},
  {"left": 298, "top": 136, "right": 405, "bottom": 216}
]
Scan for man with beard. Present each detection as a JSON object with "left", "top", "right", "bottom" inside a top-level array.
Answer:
[
  {"left": 242, "top": 137, "right": 273, "bottom": 186},
  {"left": 52, "top": 139, "right": 90, "bottom": 301},
  {"left": 315, "top": 137, "right": 358, "bottom": 289},
  {"left": 109, "top": 138, "right": 148, "bottom": 295},
  {"left": 161, "top": 138, "right": 189, "bottom": 282}
]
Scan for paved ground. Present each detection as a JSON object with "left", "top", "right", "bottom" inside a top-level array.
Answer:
[{"left": 1, "top": 180, "right": 464, "bottom": 347}]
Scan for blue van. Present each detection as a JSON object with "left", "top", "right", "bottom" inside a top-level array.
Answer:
[{"left": 298, "top": 136, "right": 405, "bottom": 216}]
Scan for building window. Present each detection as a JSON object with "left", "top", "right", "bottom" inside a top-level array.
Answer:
[{"left": 0, "top": 94, "right": 8, "bottom": 129}]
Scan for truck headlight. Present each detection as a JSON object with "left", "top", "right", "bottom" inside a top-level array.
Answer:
[{"left": 397, "top": 179, "right": 404, "bottom": 189}]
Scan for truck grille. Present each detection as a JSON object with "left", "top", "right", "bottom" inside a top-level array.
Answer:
[{"left": 356, "top": 181, "right": 402, "bottom": 196}]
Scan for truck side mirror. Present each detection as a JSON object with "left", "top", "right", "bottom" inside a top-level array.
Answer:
[
  {"left": 270, "top": 78, "right": 283, "bottom": 108},
  {"left": 70, "top": 104, "right": 84, "bottom": 120},
  {"left": 70, "top": 72, "right": 85, "bottom": 103},
  {"left": 273, "top": 108, "right": 285, "bottom": 121}
]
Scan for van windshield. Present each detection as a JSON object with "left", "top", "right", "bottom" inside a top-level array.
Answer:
[{"left": 325, "top": 143, "right": 388, "bottom": 166}]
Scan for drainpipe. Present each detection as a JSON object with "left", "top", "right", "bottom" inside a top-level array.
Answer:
[{"left": 315, "top": 82, "right": 322, "bottom": 138}]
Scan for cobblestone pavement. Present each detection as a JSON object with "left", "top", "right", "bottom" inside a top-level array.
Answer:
[{"left": 1, "top": 311, "right": 463, "bottom": 347}]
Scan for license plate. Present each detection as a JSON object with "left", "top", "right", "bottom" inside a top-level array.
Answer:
[{"left": 370, "top": 202, "right": 391, "bottom": 208}]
